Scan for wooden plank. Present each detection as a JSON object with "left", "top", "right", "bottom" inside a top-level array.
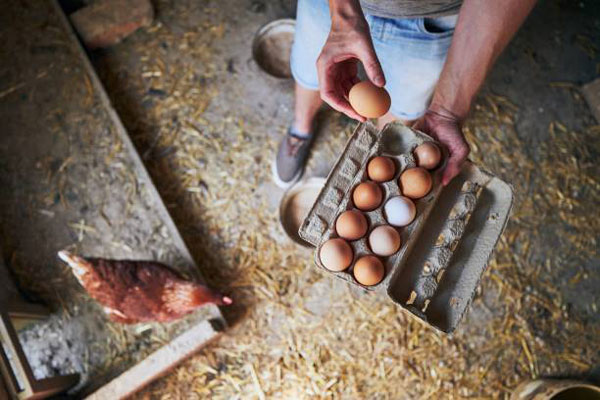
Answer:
[
  {"left": 29, "top": 375, "right": 80, "bottom": 400},
  {"left": 49, "top": 0, "right": 200, "bottom": 279},
  {"left": 582, "top": 78, "right": 600, "bottom": 122},
  {"left": 0, "top": 338, "right": 22, "bottom": 399},
  {"left": 86, "top": 319, "right": 224, "bottom": 399},
  {"left": 7, "top": 301, "right": 49, "bottom": 332},
  {"left": 0, "top": 312, "right": 35, "bottom": 398},
  {"left": 47, "top": 1, "right": 227, "bottom": 397}
]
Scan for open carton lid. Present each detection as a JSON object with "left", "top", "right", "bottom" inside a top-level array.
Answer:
[{"left": 299, "top": 122, "right": 513, "bottom": 333}]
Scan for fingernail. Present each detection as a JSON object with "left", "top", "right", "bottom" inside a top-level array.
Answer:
[{"left": 374, "top": 76, "right": 384, "bottom": 86}]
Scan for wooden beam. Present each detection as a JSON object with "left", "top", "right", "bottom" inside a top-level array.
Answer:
[
  {"left": 28, "top": 374, "right": 80, "bottom": 400},
  {"left": 0, "top": 312, "right": 35, "bottom": 398},
  {"left": 0, "top": 339, "right": 22, "bottom": 398},
  {"left": 86, "top": 319, "right": 224, "bottom": 399}
]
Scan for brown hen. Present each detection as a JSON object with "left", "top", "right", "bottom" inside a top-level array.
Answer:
[{"left": 58, "top": 250, "right": 231, "bottom": 324}]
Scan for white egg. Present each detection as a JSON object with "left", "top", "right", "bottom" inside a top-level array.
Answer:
[{"left": 384, "top": 196, "right": 416, "bottom": 227}]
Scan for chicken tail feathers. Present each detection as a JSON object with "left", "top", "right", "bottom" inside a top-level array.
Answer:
[
  {"left": 58, "top": 250, "right": 92, "bottom": 286},
  {"left": 163, "top": 282, "right": 232, "bottom": 314}
]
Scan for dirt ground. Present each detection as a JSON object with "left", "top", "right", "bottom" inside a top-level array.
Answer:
[
  {"left": 1, "top": 0, "right": 597, "bottom": 398},
  {"left": 85, "top": 0, "right": 600, "bottom": 398}
]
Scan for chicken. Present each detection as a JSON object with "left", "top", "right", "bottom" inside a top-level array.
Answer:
[{"left": 58, "top": 250, "right": 231, "bottom": 324}]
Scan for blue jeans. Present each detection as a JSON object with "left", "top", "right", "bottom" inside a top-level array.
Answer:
[{"left": 290, "top": 0, "right": 457, "bottom": 120}]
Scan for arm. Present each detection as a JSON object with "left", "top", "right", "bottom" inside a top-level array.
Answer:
[
  {"left": 417, "top": 0, "right": 538, "bottom": 185},
  {"left": 316, "top": 0, "right": 385, "bottom": 122}
]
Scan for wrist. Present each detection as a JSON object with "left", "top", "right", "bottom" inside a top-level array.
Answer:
[
  {"left": 429, "top": 91, "right": 472, "bottom": 122},
  {"left": 329, "top": 0, "right": 365, "bottom": 30}
]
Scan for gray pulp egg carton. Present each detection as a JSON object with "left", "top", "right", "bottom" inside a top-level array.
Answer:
[{"left": 299, "top": 122, "right": 513, "bottom": 333}]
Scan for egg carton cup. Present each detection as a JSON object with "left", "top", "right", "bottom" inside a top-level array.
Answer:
[
  {"left": 406, "top": 182, "right": 483, "bottom": 311},
  {"left": 299, "top": 122, "right": 513, "bottom": 333}
]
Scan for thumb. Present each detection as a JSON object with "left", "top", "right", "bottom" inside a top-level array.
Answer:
[
  {"left": 442, "top": 160, "right": 462, "bottom": 186},
  {"left": 356, "top": 43, "right": 385, "bottom": 87}
]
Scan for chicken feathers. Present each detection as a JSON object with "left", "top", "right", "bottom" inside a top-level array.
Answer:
[{"left": 58, "top": 250, "right": 231, "bottom": 324}]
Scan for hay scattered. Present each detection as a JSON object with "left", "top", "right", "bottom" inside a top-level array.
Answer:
[
  {"left": 125, "top": 81, "right": 599, "bottom": 398},
  {"left": 85, "top": 3, "right": 600, "bottom": 398}
]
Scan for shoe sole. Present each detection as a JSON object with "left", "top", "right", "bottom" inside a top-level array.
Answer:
[{"left": 271, "top": 158, "right": 303, "bottom": 189}]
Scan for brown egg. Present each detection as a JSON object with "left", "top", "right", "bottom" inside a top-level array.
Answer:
[
  {"left": 414, "top": 142, "right": 442, "bottom": 170},
  {"left": 319, "top": 238, "right": 353, "bottom": 272},
  {"left": 348, "top": 81, "right": 391, "bottom": 118},
  {"left": 352, "top": 181, "right": 383, "bottom": 211},
  {"left": 367, "top": 156, "right": 396, "bottom": 182},
  {"left": 353, "top": 255, "right": 385, "bottom": 286},
  {"left": 368, "top": 225, "right": 401, "bottom": 256},
  {"left": 336, "top": 210, "right": 368, "bottom": 240},
  {"left": 399, "top": 167, "right": 432, "bottom": 199}
]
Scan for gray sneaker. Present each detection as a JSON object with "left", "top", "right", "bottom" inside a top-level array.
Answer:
[{"left": 272, "top": 129, "right": 313, "bottom": 188}]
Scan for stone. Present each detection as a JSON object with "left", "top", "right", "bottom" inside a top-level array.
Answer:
[{"left": 70, "top": 0, "right": 153, "bottom": 49}]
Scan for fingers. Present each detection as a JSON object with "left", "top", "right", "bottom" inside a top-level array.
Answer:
[
  {"left": 355, "top": 43, "right": 385, "bottom": 87},
  {"left": 340, "top": 77, "right": 355, "bottom": 97},
  {"left": 442, "top": 143, "right": 470, "bottom": 186},
  {"left": 442, "top": 161, "right": 462, "bottom": 186},
  {"left": 337, "top": 76, "right": 367, "bottom": 121},
  {"left": 413, "top": 110, "right": 469, "bottom": 186},
  {"left": 322, "top": 88, "right": 366, "bottom": 121},
  {"left": 317, "top": 57, "right": 366, "bottom": 121}
]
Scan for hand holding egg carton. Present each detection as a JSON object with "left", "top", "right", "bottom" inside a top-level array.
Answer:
[
  {"left": 300, "top": 122, "right": 446, "bottom": 288},
  {"left": 299, "top": 122, "right": 513, "bottom": 333}
]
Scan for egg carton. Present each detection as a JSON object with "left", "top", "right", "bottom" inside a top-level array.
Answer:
[
  {"left": 299, "top": 122, "right": 513, "bottom": 333},
  {"left": 405, "top": 182, "right": 483, "bottom": 312}
]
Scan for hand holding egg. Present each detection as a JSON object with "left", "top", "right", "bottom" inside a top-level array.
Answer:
[
  {"left": 412, "top": 108, "right": 470, "bottom": 185},
  {"left": 315, "top": 19, "right": 386, "bottom": 122},
  {"left": 414, "top": 142, "right": 441, "bottom": 170},
  {"left": 313, "top": 113, "right": 449, "bottom": 296}
]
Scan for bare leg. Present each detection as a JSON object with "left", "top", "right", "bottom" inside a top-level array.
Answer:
[{"left": 293, "top": 83, "right": 323, "bottom": 134}]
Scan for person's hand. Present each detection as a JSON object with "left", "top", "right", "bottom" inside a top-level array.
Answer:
[
  {"left": 316, "top": 11, "right": 385, "bottom": 122},
  {"left": 413, "top": 106, "right": 470, "bottom": 185}
]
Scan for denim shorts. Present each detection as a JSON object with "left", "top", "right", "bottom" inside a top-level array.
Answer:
[{"left": 290, "top": 0, "right": 457, "bottom": 120}]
